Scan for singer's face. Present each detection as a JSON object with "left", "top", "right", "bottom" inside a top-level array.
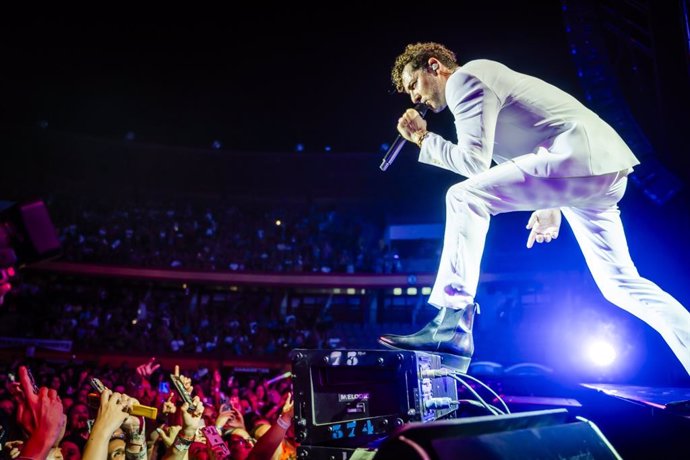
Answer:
[{"left": 402, "top": 64, "right": 446, "bottom": 113}]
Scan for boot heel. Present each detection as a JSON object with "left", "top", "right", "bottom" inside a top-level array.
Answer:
[{"left": 439, "top": 353, "right": 471, "bottom": 373}]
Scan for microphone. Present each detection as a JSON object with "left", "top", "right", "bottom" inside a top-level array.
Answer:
[{"left": 379, "top": 103, "right": 429, "bottom": 171}]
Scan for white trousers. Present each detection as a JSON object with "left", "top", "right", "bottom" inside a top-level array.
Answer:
[{"left": 428, "top": 155, "right": 690, "bottom": 375}]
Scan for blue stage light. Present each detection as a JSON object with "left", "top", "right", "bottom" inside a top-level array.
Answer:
[{"left": 586, "top": 340, "right": 617, "bottom": 367}]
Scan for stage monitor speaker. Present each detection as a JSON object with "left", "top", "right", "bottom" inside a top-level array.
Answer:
[
  {"left": 373, "top": 408, "right": 622, "bottom": 460},
  {"left": 292, "top": 348, "right": 458, "bottom": 447}
]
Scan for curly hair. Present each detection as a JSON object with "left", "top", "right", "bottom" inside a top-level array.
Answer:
[{"left": 391, "top": 42, "right": 459, "bottom": 93}]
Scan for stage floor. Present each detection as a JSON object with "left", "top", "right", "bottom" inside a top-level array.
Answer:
[{"left": 581, "top": 382, "right": 690, "bottom": 415}]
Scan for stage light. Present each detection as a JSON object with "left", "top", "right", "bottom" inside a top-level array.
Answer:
[
  {"left": 211, "top": 140, "right": 222, "bottom": 149},
  {"left": 421, "top": 287, "right": 432, "bottom": 295},
  {"left": 275, "top": 220, "right": 282, "bottom": 226},
  {"left": 295, "top": 143, "right": 305, "bottom": 152},
  {"left": 407, "top": 287, "right": 418, "bottom": 295},
  {"left": 586, "top": 340, "right": 617, "bottom": 367}
]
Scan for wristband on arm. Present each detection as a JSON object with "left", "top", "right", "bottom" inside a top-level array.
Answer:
[
  {"left": 276, "top": 416, "right": 291, "bottom": 430},
  {"left": 172, "top": 434, "right": 193, "bottom": 452}
]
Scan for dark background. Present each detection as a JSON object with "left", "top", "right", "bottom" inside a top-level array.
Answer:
[
  {"left": 0, "top": 4, "right": 581, "bottom": 153},
  {"left": 1, "top": 3, "right": 688, "bottom": 249}
]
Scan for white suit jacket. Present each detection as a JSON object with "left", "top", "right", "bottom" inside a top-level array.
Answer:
[{"left": 419, "top": 59, "right": 640, "bottom": 178}]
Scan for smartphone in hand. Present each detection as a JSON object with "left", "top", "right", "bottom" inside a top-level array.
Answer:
[
  {"left": 87, "top": 376, "right": 158, "bottom": 420},
  {"left": 25, "top": 367, "right": 39, "bottom": 395},
  {"left": 170, "top": 374, "right": 197, "bottom": 412},
  {"left": 201, "top": 426, "right": 231, "bottom": 460},
  {"left": 87, "top": 377, "right": 107, "bottom": 409},
  {"left": 89, "top": 377, "right": 106, "bottom": 394}
]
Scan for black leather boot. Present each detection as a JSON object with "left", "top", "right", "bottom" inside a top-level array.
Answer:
[
  {"left": 378, "top": 307, "right": 448, "bottom": 348},
  {"left": 378, "top": 303, "right": 478, "bottom": 373}
]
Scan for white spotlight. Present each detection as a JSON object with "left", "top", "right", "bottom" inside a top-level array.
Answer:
[{"left": 586, "top": 340, "right": 617, "bottom": 367}]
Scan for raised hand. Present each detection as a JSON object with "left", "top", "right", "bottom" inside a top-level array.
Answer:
[
  {"left": 280, "top": 392, "right": 294, "bottom": 420},
  {"left": 18, "top": 387, "right": 65, "bottom": 460},
  {"left": 82, "top": 390, "right": 135, "bottom": 460},
  {"left": 13, "top": 366, "right": 41, "bottom": 435},
  {"left": 155, "top": 425, "right": 182, "bottom": 448},
  {"left": 5, "top": 440, "right": 23, "bottom": 459},
  {"left": 136, "top": 357, "right": 161, "bottom": 380},
  {"left": 526, "top": 208, "right": 561, "bottom": 249},
  {"left": 162, "top": 393, "right": 177, "bottom": 415},
  {"left": 180, "top": 395, "right": 204, "bottom": 440},
  {"left": 93, "top": 390, "right": 133, "bottom": 436}
]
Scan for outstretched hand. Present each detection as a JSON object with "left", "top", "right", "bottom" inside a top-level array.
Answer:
[
  {"left": 12, "top": 366, "right": 41, "bottom": 435},
  {"left": 136, "top": 357, "right": 160, "bottom": 380},
  {"left": 280, "top": 392, "right": 294, "bottom": 419},
  {"left": 16, "top": 387, "right": 65, "bottom": 460},
  {"left": 526, "top": 209, "right": 561, "bottom": 249}
]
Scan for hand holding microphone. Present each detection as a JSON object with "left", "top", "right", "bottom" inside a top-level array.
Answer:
[
  {"left": 380, "top": 103, "right": 429, "bottom": 171},
  {"left": 398, "top": 106, "right": 429, "bottom": 143}
]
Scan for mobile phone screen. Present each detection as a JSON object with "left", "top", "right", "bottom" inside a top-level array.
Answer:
[{"left": 159, "top": 381, "right": 170, "bottom": 393}]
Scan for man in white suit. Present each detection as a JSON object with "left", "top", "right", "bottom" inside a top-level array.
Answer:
[{"left": 379, "top": 42, "right": 690, "bottom": 375}]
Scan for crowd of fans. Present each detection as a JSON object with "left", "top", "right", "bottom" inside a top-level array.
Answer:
[
  {"left": 0, "top": 359, "right": 296, "bottom": 460},
  {"left": 0, "top": 188, "right": 580, "bottom": 460},
  {"left": 0, "top": 280, "right": 329, "bottom": 357},
  {"left": 49, "top": 197, "right": 415, "bottom": 274},
  {"left": 0, "top": 195, "right": 431, "bottom": 361}
]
